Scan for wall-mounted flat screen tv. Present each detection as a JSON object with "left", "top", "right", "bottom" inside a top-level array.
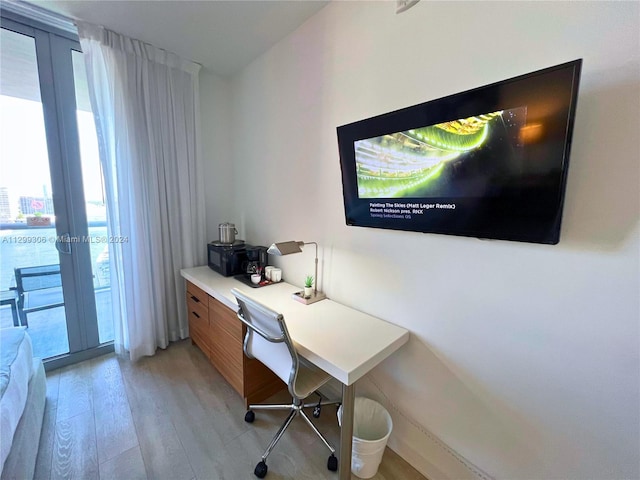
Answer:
[{"left": 336, "top": 59, "right": 582, "bottom": 244}]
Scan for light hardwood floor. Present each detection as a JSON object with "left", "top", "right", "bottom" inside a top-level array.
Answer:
[{"left": 33, "top": 339, "right": 426, "bottom": 480}]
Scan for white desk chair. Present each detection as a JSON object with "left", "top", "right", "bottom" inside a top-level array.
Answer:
[{"left": 231, "top": 288, "right": 339, "bottom": 478}]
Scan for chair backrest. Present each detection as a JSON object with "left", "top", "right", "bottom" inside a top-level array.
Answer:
[
  {"left": 14, "top": 264, "right": 62, "bottom": 293},
  {"left": 231, "top": 288, "right": 300, "bottom": 398}
]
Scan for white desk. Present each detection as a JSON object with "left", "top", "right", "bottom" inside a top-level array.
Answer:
[{"left": 181, "top": 266, "right": 409, "bottom": 479}]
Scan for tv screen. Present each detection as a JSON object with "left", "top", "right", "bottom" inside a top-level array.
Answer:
[{"left": 336, "top": 59, "right": 582, "bottom": 244}]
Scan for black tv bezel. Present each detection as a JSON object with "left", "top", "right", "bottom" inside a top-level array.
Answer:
[{"left": 336, "top": 59, "right": 582, "bottom": 245}]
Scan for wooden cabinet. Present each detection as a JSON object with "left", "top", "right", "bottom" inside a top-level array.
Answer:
[
  {"left": 186, "top": 281, "right": 210, "bottom": 356},
  {"left": 186, "top": 281, "right": 284, "bottom": 407}
]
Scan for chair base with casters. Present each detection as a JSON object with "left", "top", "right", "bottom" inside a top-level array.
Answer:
[
  {"left": 244, "top": 393, "right": 340, "bottom": 478},
  {"left": 231, "top": 287, "right": 340, "bottom": 478}
]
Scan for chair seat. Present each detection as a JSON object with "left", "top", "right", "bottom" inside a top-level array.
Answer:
[{"left": 294, "top": 360, "right": 332, "bottom": 399}]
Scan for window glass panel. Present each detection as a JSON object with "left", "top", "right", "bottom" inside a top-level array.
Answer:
[{"left": 0, "top": 27, "right": 69, "bottom": 357}]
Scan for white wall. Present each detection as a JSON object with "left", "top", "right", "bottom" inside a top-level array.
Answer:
[
  {"left": 199, "top": 69, "right": 234, "bottom": 242},
  {"left": 203, "top": 1, "right": 640, "bottom": 478}
]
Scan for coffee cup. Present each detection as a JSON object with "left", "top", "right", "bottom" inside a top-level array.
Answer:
[
  {"left": 271, "top": 268, "right": 282, "bottom": 283},
  {"left": 251, "top": 273, "right": 261, "bottom": 285},
  {"left": 265, "top": 266, "right": 275, "bottom": 281}
]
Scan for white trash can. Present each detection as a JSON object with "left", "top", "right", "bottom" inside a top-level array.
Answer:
[{"left": 338, "top": 397, "right": 393, "bottom": 479}]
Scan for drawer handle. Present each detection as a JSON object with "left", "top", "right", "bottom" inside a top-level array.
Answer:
[
  {"left": 190, "top": 295, "right": 200, "bottom": 303},
  {"left": 192, "top": 311, "right": 200, "bottom": 319}
]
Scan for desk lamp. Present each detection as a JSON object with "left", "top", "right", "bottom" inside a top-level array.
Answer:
[{"left": 267, "top": 241, "right": 327, "bottom": 305}]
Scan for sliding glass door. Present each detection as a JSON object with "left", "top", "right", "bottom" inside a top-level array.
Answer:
[{"left": 0, "top": 13, "right": 113, "bottom": 367}]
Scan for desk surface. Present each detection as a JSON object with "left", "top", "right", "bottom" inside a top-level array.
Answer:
[{"left": 181, "top": 266, "right": 409, "bottom": 386}]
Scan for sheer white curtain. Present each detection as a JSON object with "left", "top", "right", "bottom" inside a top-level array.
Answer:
[{"left": 77, "top": 22, "right": 206, "bottom": 360}]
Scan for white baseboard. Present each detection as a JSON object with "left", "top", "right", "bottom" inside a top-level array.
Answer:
[
  {"left": 385, "top": 408, "right": 489, "bottom": 480},
  {"left": 321, "top": 375, "right": 493, "bottom": 480}
]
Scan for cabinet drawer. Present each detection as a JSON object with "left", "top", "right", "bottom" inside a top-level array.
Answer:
[
  {"left": 187, "top": 294, "right": 209, "bottom": 330},
  {"left": 186, "top": 281, "right": 208, "bottom": 306},
  {"left": 209, "top": 296, "right": 243, "bottom": 341}
]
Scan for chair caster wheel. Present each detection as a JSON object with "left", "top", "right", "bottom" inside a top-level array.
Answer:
[
  {"left": 245, "top": 410, "right": 255, "bottom": 423},
  {"left": 254, "top": 460, "right": 268, "bottom": 478},
  {"left": 327, "top": 454, "right": 338, "bottom": 471},
  {"left": 313, "top": 405, "right": 321, "bottom": 418}
]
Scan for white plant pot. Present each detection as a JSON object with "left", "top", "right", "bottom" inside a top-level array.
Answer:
[{"left": 304, "top": 286, "right": 313, "bottom": 298}]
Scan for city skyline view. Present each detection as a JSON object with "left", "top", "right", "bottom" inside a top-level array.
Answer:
[{"left": 0, "top": 94, "right": 106, "bottom": 223}]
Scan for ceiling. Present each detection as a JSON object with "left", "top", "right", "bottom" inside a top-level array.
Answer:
[{"left": 20, "top": 0, "right": 330, "bottom": 77}]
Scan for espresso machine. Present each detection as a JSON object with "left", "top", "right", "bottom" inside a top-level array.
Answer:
[{"left": 244, "top": 245, "right": 268, "bottom": 275}]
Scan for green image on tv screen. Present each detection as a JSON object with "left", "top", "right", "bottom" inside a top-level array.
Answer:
[{"left": 354, "top": 107, "right": 527, "bottom": 199}]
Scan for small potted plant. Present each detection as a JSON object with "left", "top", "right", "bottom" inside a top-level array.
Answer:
[{"left": 303, "top": 275, "right": 314, "bottom": 298}]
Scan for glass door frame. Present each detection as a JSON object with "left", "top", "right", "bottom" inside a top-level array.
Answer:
[{"left": 1, "top": 10, "right": 113, "bottom": 369}]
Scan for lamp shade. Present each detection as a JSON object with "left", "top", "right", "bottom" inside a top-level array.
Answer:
[{"left": 267, "top": 241, "right": 304, "bottom": 256}]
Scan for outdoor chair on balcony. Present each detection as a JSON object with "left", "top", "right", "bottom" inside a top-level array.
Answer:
[{"left": 14, "top": 264, "right": 64, "bottom": 327}]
